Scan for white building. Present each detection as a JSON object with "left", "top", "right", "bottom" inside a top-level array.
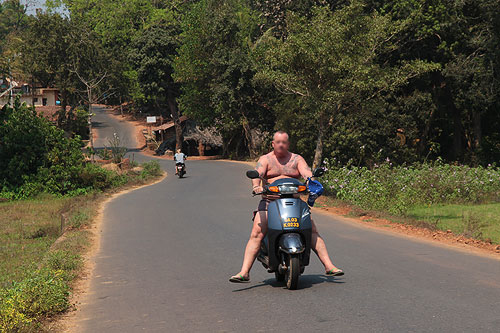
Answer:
[{"left": 0, "top": 78, "right": 60, "bottom": 107}]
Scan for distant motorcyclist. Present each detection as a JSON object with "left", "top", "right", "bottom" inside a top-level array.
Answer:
[{"left": 174, "top": 149, "right": 187, "bottom": 175}]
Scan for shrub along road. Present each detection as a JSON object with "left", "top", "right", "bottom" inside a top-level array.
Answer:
[{"left": 69, "top": 108, "right": 500, "bottom": 332}]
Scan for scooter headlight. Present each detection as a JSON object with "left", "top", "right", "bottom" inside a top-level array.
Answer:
[{"left": 278, "top": 184, "right": 298, "bottom": 194}]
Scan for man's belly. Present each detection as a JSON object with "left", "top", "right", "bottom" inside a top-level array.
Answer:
[{"left": 265, "top": 174, "right": 301, "bottom": 184}]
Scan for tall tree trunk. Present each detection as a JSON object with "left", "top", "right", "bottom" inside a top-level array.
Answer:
[
  {"left": 418, "top": 107, "right": 436, "bottom": 156},
  {"left": 434, "top": 73, "right": 464, "bottom": 161},
  {"left": 31, "top": 76, "right": 35, "bottom": 106},
  {"left": 57, "top": 90, "right": 68, "bottom": 129},
  {"left": 452, "top": 106, "right": 463, "bottom": 161},
  {"left": 241, "top": 112, "right": 258, "bottom": 158},
  {"left": 312, "top": 115, "right": 327, "bottom": 169},
  {"left": 222, "top": 139, "right": 229, "bottom": 158},
  {"left": 473, "top": 110, "right": 481, "bottom": 151},
  {"left": 312, "top": 110, "right": 330, "bottom": 169},
  {"left": 167, "top": 88, "right": 183, "bottom": 151}
]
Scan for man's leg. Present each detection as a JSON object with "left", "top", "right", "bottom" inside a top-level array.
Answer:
[
  {"left": 231, "top": 210, "right": 268, "bottom": 280},
  {"left": 311, "top": 219, "right": 342, "bottom": 273}
]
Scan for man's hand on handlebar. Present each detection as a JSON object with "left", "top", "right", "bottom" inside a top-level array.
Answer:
[{"left": 252, "top": 186, "right": 264, "bottom": 195}]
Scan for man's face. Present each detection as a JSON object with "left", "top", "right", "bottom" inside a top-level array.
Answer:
[{"left": 272, "top": 133, "right": 289, "bottom": 155}]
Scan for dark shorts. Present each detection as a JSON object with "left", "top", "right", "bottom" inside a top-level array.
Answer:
[{"left": 253, "top": 198, "right": 272, "bottom": 221}]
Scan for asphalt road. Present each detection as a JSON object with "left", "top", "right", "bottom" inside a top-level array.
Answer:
[
  {"left": 92, "top": 106, "right": 144, "bottom": 161},
  {"left": 72, "top": 108, "right": 500, "bottom": 332}
]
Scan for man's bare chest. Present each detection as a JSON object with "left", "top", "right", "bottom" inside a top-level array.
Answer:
[{"left": 265, "top": 154, "right": 300, "bottom": 179}]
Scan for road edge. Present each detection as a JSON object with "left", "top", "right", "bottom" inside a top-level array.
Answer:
[{"left": 54, "top": 172, "right": 167, "bottom": 332}]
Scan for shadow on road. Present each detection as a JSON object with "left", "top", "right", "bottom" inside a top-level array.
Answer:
[
  {"left": 92, "top": 121, "right": 109, "bottom": 129},
  {"left": 231, "top": 274, "right": 345, "bottom": 292}
]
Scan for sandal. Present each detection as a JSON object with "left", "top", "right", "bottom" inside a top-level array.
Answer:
[
  {"left": 326, "top": 268, "right": 344, "bottom": 277},
  {"left": 229, "top": 274, "right": 250, "bottom": 283}
]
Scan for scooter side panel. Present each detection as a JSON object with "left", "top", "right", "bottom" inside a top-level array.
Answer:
[
  {"left": 299, "top": 200, "right": 312, "bottom": 266},
  {"left": 267, "top": 200, "right": 283, "bottom": 271}
]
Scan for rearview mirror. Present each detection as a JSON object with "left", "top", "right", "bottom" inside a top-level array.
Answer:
[
  {"left": 246, "top": 170, "right": 260, "bottom": 179},
  {"left": 313, "top": 168, "right": 325, "bottom": 177}
]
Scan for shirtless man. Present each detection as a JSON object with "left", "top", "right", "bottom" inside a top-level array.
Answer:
[{"left": 230, "top": 131, "right": 344, "bottom": 283}]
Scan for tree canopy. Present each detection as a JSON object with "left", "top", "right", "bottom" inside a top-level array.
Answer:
[{"left": 1, "top": 0, "right": 498, "bottom": 166}]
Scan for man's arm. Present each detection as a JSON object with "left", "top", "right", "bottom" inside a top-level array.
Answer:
[
  {"left": 297, "top": 155, "right": 313, "bottom": 179},
  {"left": 252, "top": 156, "right": 267, "bottom": 191}
]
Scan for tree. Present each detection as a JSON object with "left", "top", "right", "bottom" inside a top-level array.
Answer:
[
  {"left": 130, "top": 22, "right": 184, "bottom": 150},
  {"left": 0, "top": 98, "right": 84, "bottom": 194},
  {"left": 365, "top": 0, "right": 500, "bottom": 164},
  {"left": 0, "top": 0, "right": 28, "bottom": 76},
  {"left": 174, "top": 0, "right": 274, "bottom": 158},
  {"left": 256, "top": 2, "right": 439, "bottom": 167},
  {"left": 46, "top": 0, "right": 184, "bottom": 107},
  {"left": 18, "top": 12, "right": 110, "bottom": 140}
]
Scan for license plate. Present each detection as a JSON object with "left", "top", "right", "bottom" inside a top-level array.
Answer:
[{"left": 283, "top": 217, "right": 299, "bottom": 228}]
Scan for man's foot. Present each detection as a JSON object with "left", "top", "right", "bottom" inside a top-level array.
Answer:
[
  {"left": 326, "top": 268, "right": 344, "bottom": 276},
  {"left": 229, "top": 274, "right": 250, "bottom": 283}
]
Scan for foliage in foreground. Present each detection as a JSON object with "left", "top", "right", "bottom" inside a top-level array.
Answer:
[
  {"left": 323, "top": 160, "right": 500, "bottom": 215},
  {"left": 0, "top": 100, "right": 85, "bottom": 198},
  {"left": 0, "top": 101, "right": 163, "bottom": 200},
  {"left": 0, "top": 160, "right": 163, "bottom": 332},
  {"left": 0, "top": 268, "right": 70, "bottom": 332}
]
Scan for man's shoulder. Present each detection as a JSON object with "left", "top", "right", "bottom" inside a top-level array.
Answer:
[{"left": 259, "top": 152, "right": 273, "bottom": 162}]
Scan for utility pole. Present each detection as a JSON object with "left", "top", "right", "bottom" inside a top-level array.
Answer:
[{"left": 31, "top": 76, "right": 35, "bottom": 106}]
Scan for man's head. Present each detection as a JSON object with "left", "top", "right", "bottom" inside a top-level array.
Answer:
[
  {"left": 177, "top": 149, "right": 181, "bottom": 154},
  {"left": 272, "top": 131, "right": 290, "bottom": 157}
]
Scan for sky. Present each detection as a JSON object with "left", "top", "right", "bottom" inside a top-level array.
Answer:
[
  {"left": 0, "top": 0, "right": 66, "bottom": 15},
  {"left": 23, "top": 0, "right": 48, "bottom": 15}
]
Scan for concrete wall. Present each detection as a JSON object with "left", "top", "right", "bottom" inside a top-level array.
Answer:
[{"left": 0, "top": 89, "right": 58, "bottom": 107}]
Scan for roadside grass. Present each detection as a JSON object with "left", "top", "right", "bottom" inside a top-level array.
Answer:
[
  {"left": 0, "top": 160, "right": 163, "bottom": 332},
  {"left": 320, "top": 160, "right": 500, "bottom": 245},
  {"left": 408, "top": 203, "right": 500, "bottom": 243},
  {"left": 316, "top": 195, "right": 500, "bottom": 245},
  {"left": 0, "top": 195, "right": 75, "bottom": 289}
]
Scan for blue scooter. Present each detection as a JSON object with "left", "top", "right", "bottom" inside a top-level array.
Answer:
[{"left": 246, "top": 168, "right": 324, "bottom": 290}]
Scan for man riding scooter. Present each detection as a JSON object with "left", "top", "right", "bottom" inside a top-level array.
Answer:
[
  {"left": 229, "top": 131, "right": 344, "bottom": 283},
  {"left": 174, "top": 149, "right": 187, "bottom": 177}
]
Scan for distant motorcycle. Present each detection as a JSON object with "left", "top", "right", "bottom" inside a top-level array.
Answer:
[
  {"left": 246, "top": 167, "right": 325, "bottom": 290},
  {"left": 176, "top": 163, "right": 186, "bottom": 178}
]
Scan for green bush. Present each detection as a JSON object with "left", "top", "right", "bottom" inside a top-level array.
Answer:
[
  {"left": 80, "top": 163, "right": 129, "bottom": 191},
  {"left": 0, "top": 99, "right": 85, "bottom": 198},
  {"left": 96, "top": 148, "right": 113, "bottom": 160},
  {"left": 45, "top": 251, "right": 81, "bottom": 276},
  {"left": 140, "top": 161, "right": 162, "bottom": 179},
  {"left": 0, "top": 101, "right": 162, "bottom": 202},
  {"left": 323, "top": 159, "right": 500, "bottom": 215},
  {"left": 0, "top": 268, "right": 70, "bottom": 332}
]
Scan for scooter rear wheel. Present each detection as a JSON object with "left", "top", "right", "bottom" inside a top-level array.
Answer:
[
  {"left": 285, "top": 254, "right": 300, "bottom": 290},
  {"left": 275, "top": 271, "right": 285, "bottom": 282}
]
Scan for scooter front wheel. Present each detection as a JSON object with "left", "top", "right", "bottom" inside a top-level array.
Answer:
[{"left": 285, "top": 254, "right": 300, "bottom": 290}]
